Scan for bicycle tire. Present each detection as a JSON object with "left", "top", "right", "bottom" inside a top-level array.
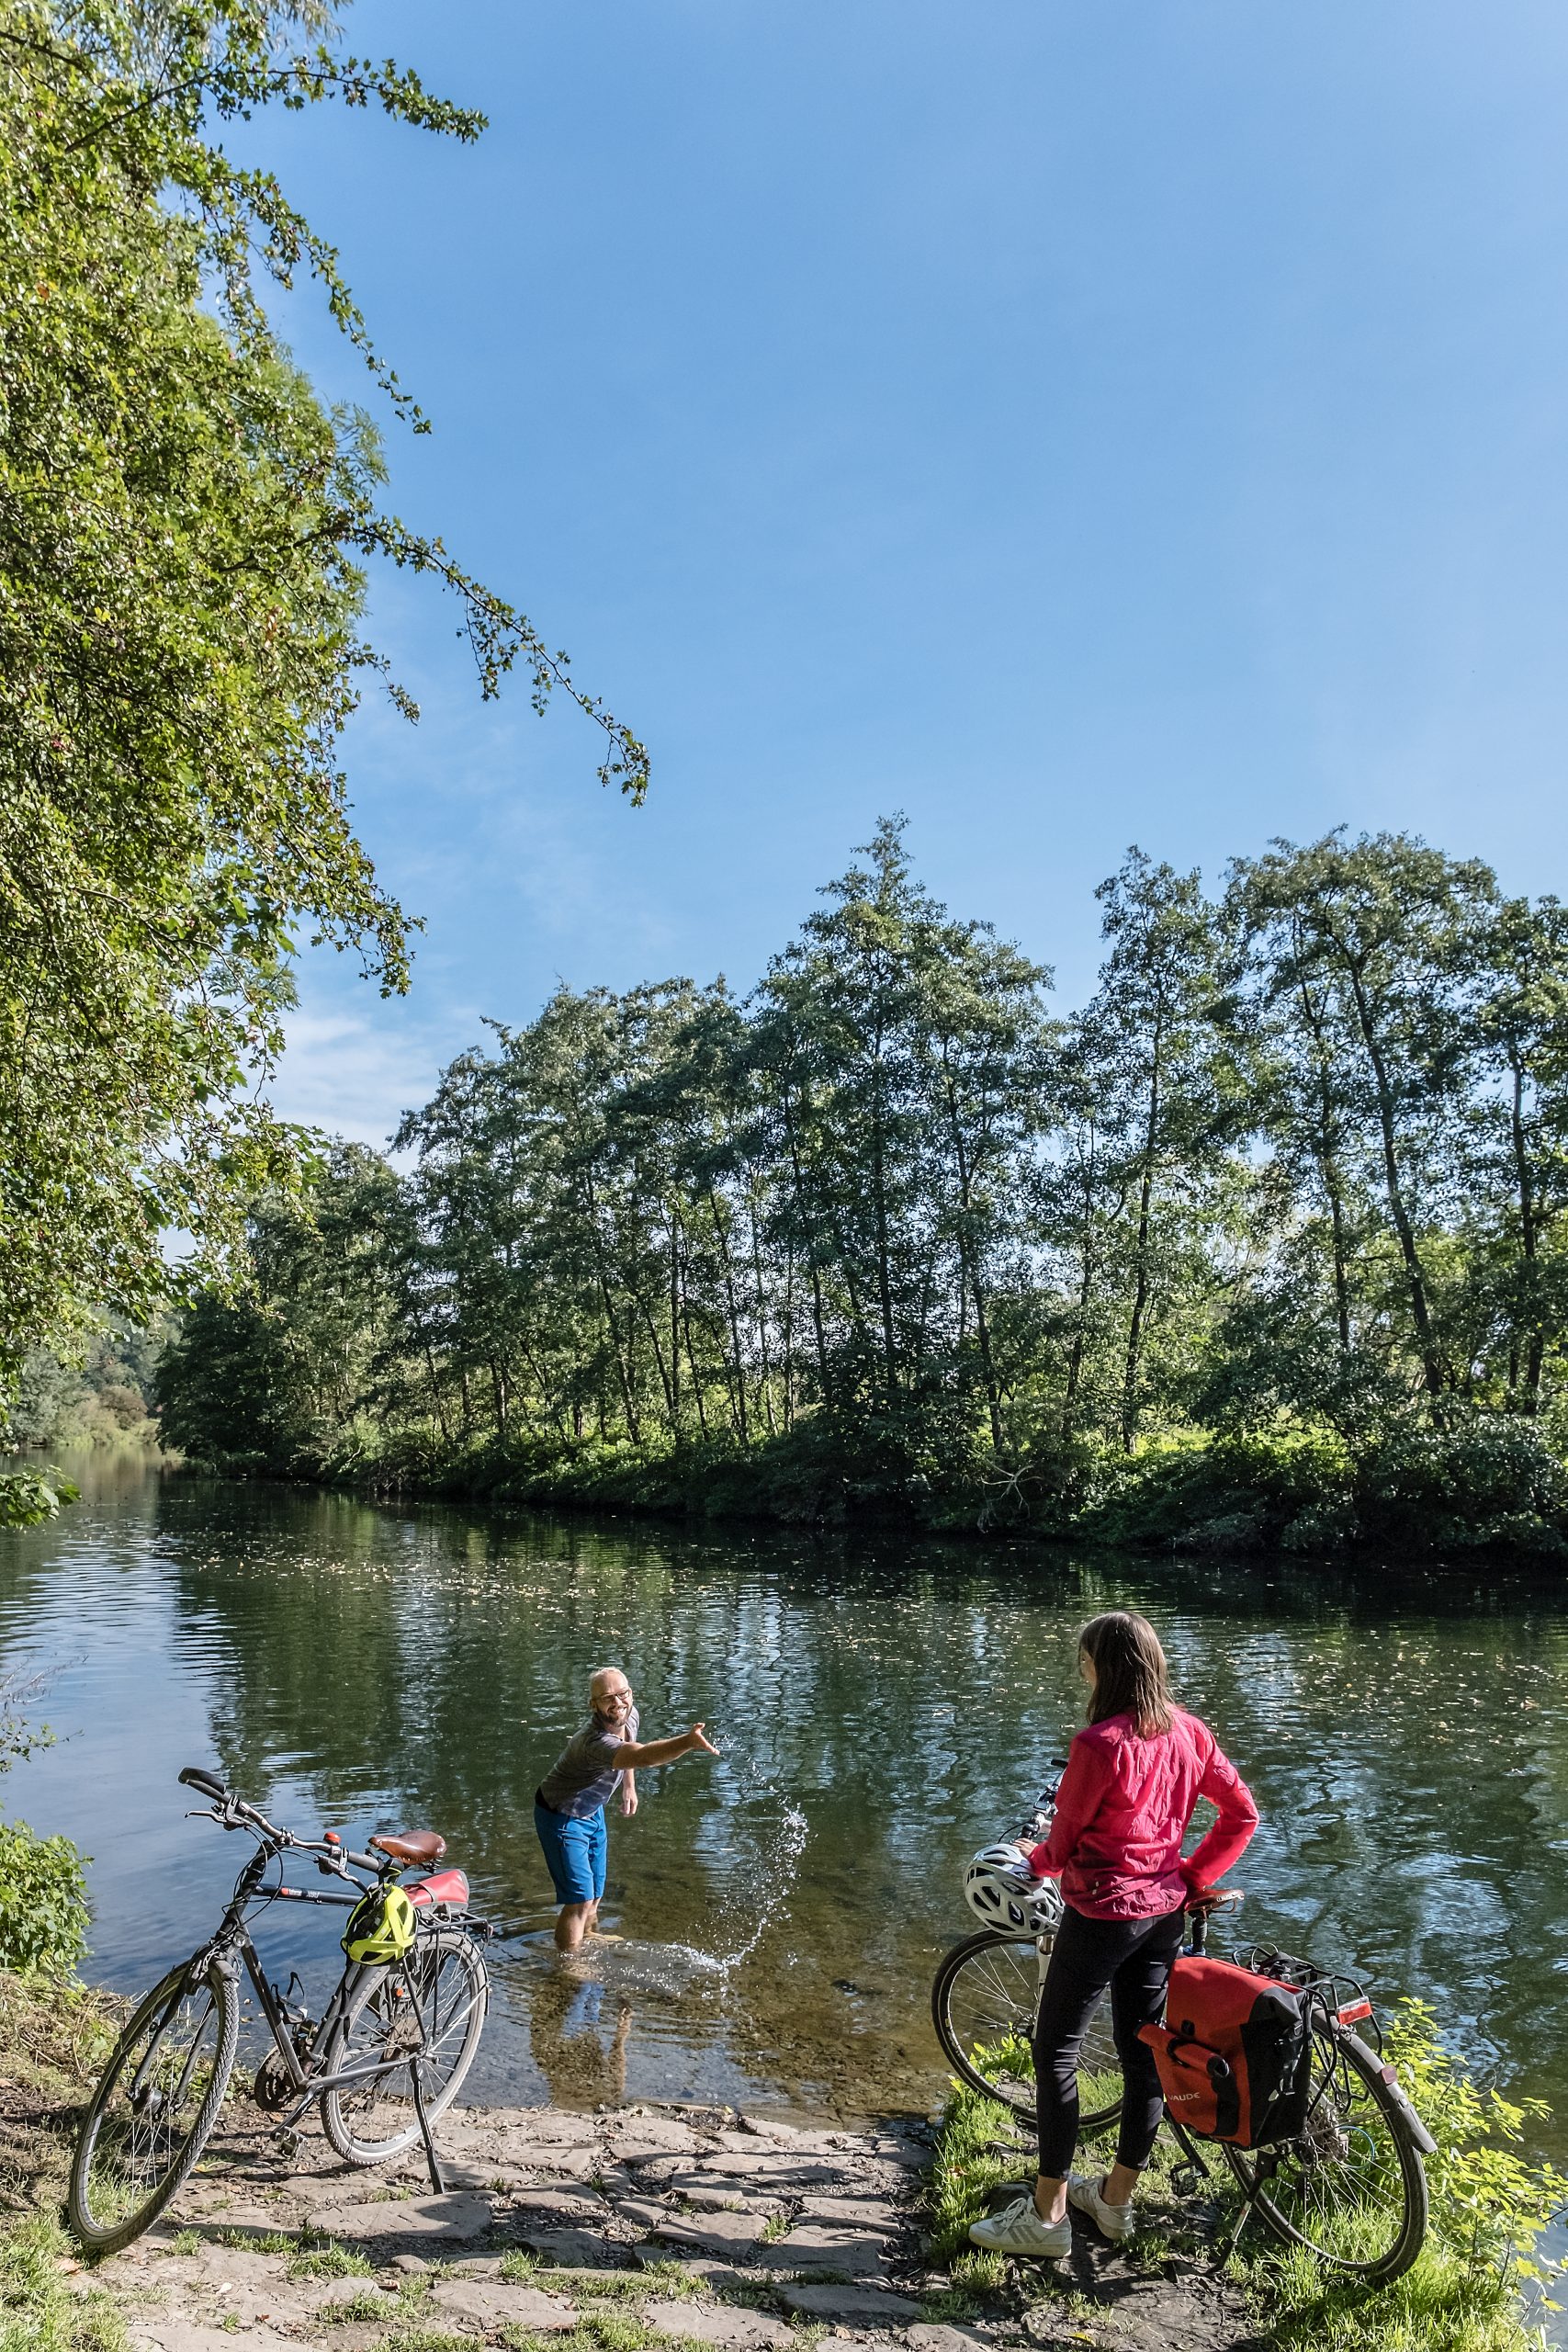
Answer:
[
  {"left": 931, "top": 1928, "right": 1122, "bottom": 2135},
  {"left": 321, "top": 1928, "right": 489, "bottom": 2164},
  {"left": 1223, "top": 2022, "right": 1428, "bottom": 2283},
  {"left": 68, "top": 1958, "right": 239, "bottom": 2255}
]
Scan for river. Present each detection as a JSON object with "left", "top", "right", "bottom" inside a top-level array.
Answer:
[{"left": 3, "top": 1451, "right": 1565, "bottom": 2168}]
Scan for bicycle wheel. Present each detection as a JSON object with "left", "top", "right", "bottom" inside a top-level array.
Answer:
[
  {"left": 1224, "top": 2023, "right": 1428, "bottom": 2283},
  {"left": 932, "top": 1929, "right": 1122, "bottom": 2134},
  {"left": 322, "top": 1928, "right": 489, "bottom": 2164},
  {"left": 69, "top": 1959, "right": 239, "bottom": 2254}
]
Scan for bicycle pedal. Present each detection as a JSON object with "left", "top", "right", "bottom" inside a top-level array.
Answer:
[{"left": 273, "top": 2126, "right": 303, "bottom": 2157}]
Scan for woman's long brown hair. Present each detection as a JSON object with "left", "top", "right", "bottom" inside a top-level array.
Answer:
[{"left": 1079, "top": 1610, "right": 1175, "bottom": 1736}]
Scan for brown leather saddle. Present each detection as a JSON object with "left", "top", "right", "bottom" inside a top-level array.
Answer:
[{"left": 371, "top": 1829, "right": 446, "bottom": 1865}]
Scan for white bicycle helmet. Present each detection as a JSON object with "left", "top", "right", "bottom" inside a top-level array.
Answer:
[{"left": 963, "top": 1843, "right": 1064, "bottom": 1934}]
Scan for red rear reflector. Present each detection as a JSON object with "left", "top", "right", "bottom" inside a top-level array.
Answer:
[{"left": 1337, "top": 1999, "right": 1373, "bottom": 2025}]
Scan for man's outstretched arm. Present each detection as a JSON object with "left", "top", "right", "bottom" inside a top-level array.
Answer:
[{"left": 609, "top": 1724, "right": 717, "bottom": 1770}]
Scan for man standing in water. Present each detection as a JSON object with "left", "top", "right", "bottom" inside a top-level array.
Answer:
[{"left": 536, "top": 1668, "right": 717, "bottom": 1951}]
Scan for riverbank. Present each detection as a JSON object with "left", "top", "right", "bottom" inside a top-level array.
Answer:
[
  {"left": 204, "top": 1415, "right": 1568, "bottom": 1564},
  {"left": 2, "top": 1969, "right": 1557, "bottom": 2352}
]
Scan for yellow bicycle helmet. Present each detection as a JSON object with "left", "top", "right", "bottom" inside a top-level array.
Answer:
[{"left": 342, "top": 1883, "right": 417, "bottom": 1965}]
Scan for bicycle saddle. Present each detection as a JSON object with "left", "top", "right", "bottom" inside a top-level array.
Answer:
[{"left": 370, "top": 1829, "right": 446, "bottom": 1864}]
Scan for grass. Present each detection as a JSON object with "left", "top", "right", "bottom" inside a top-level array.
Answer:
[
  {"left": 926, "top": 2001, "right": 1568, "bottom": 2352},
  {"left": 0, "top": 2215, "right": 125, "bottom": 2352},
  {"left": 287, "top": 2235, "right": 376, "bottom": 2279}
]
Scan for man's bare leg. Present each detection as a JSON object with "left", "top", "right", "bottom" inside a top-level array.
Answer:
[{"left": 556, "top": 1898, "right": 597, "bottom": 1951}]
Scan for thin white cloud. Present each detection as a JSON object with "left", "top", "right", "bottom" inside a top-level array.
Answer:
[{"left": 262, "top": 1002, "right": 465, "bottom": 1154}]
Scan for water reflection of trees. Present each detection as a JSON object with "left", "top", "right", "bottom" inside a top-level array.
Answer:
[{"left": 149, "top": 1481, "right": 1568, "bottom": 2142}]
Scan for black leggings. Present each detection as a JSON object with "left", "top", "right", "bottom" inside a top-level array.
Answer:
[{"left": 1033, "top": 1903, "right": 1185, "bottom": 2177}]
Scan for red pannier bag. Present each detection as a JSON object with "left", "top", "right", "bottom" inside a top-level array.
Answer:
[{"left": 1138, "top": 1954, "right": 1312, "bottom": 2148}]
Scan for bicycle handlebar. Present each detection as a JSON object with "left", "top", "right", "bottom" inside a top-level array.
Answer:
[{"left": 179, "top": 1767, "right": 387, "bottom": 1881}]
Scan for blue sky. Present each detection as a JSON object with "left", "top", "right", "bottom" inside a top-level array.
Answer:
[{"left": 255, "top": 0, "right": 1568, "bottom": 1143}]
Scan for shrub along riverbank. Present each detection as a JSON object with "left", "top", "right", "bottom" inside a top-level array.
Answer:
[{"left": 179, "top": 1413, "right": 1568, "bottom": 1561}]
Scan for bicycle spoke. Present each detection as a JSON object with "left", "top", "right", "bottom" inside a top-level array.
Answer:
[
  {"left": 936, "top": 1932, "right": 1122, "bottom": 2127},
  {"left": 328, "top": 1934, "right": 487, "bottom": 2154},
  {"left": 1232, "top": 2025, "right": 1421, "bottom": 2277},
  {"left": 78, "top": 1975, "right": 230, "bottom": 2236}
]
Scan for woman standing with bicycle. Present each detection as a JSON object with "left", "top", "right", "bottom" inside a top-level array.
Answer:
[{"left": 971, "top": 1610, "right": 1258, "bottom": 2259}]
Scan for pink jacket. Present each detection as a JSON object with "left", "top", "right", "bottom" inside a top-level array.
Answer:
[{"left": 1027, "top": 1708, "right": 1258, "bottom": 1922}]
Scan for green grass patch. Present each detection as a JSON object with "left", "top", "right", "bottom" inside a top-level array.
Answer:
[
  {"left": 927, "top": 2001, "right": 1566, "bottom": 2351},
  {"left": 0, "top": 2215, "right": 127, "bottom": 2352},
  {"left": 320, "top": 2288, "right": 396, "bottom": 2324},
  {"left": 287, "top": 2235, "right": 375, "bottom": 2279},
  {"left": 568, "top": 2270, "right": 700, "bottom": 2304}
]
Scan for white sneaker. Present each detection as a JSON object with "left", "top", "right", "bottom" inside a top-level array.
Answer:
[
  {"left": 1067, "top": 2173, "right": 1135, "bottom": 2243},
  {"left": 968, "top": 2194, "right": 1073, "bottom": 2258}
]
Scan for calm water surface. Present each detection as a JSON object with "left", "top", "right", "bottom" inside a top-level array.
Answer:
[{"left": 3, "top": 1453, "right": 1566, "bottom": 2163}]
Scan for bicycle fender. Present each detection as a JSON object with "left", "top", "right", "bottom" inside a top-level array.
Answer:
[{"left": 1344, "top": 2030, "right": 1438, "bottom": 2156}]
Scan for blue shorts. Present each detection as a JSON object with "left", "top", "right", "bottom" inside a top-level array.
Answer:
[{"left": 535, "top": 1799, "right": 607, "bottom": 1905}]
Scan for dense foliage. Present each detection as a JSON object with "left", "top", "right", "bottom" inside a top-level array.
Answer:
[
  {"left": 0, "top": 0, "right": 646, "bottom": 1482},
  {"left": 152, "top": 821, "right": 1568, "bottom": 1552},
  {"left": 0, "top": 1680, "right": 87, "bottom": 1975}
]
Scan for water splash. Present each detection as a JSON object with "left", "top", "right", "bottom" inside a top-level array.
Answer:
[{"left": 666, "top": 1796, "right": 810, "bottom": 1977}]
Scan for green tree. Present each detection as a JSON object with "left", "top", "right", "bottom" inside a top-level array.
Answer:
[
  {"left": 0, "top": 0, "right": 646, "bottom": 1516},
  {"left": 1068, "top": 851, "right": 1237, "bottom": 1450},
  {"left": 1229, "top": 834, "right": 1497, "bottom": 1413}
]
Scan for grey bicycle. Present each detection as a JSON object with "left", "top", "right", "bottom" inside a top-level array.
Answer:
[{"left": 68, "top": 1767, "right": 492, "bottom": 2255}]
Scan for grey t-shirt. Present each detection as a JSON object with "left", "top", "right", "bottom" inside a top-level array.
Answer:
[{"left": 537, "top": 1706, "right": 640, "bottom": 1820}]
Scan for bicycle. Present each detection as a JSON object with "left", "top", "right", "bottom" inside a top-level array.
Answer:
[
  {"left": 933, "top": 1781, "right": 1435, "bottom": 2285},
  {"left": 68, "top": 1766, "right": 495, "bottom": 2256}
]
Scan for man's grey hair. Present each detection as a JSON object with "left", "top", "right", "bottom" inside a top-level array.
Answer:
[{"left": 589, "top": 1666, "right": 629, "bottom": 1692}]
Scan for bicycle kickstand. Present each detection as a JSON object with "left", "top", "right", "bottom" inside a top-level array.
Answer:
[
  {"left": 1213, "top": 2191, "right": 1255, "bottom": 2271},
  {"left": 410, "top": 2060, "right": 446, "bottom": 2196}
]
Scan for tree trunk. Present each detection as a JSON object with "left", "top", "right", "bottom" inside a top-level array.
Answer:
[
  {"left": 1507, "top": 1044, "right": 1543, "bottom": 1404},
  {"left": 1340, "top": 954, "right": 1445, "bottom": 1403},
  {"left": 1293, "top": 949, "right": 1352, "bottom": 1352},
  {"left": 941, "top": 1054, "right": 1003, "bottom": 1454},
  {"left": 1121, "top": 1014, "right": 1164, "bottom": 1451}
]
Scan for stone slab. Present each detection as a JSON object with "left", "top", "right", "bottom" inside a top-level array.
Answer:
[
  {"left": 688, "top": 2154, "right": 870, "bottom": 2188},
  {"left": 309, "top": 2193, "right": 494, "bottom": 2245},
  {"left": 643, "top": 2301, "right": 796, "bottom": 2348},
  {"left": 615, "top": 2201, "right": 767, "bottom": 2257},
  {"left": 432, "top": 2279, "right": 579, "bottom": 2331},
  {"left": 759, "top": 2224, "right": 888, "bottom": 2278},
  {"left": 907, "top": 2328, "right": 996, "bottom": 2352},
  {"left": 657, "top": 2177, "right": 789, "bottom": 2217},
  {"left": 509, "top": 2226, "right": 618, "bottom": 2267},
  {"left": 130, "top": 2327, "right": 302, "bottom": 2352},
  {"left": 629, "top": 2250, "right": 750, "bottom": 2285},
  {"left": 603, "top": 2114, "right": 716, "bottom": 2156},
  {"left": 505, "top": 2189, "right": 610, "bottom": 2223},
  {"left": 794, "top": 2196, "right": 902, "bottom": 2235},
  {"left": 775, "top": 2283, "right": 924, "bottom": 2324}
]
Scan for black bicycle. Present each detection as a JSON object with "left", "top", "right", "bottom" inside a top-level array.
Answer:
[
  {"left": 934, "top": 1796, "right": 1434, "bottom": 2285},
  {"left": 68, "top": 1767, "right": 493, "bottom": 2255}
]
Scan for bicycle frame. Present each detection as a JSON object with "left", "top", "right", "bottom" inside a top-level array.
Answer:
[{"left": 178, "top": 1797, "right": 485, "bottom": 2188}]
